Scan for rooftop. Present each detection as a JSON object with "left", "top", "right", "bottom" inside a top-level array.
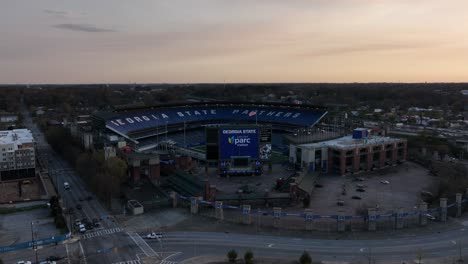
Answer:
[
  {"left": 299, "top": 135, "right": 404, "bottom": 150},
  {"left": 0, "top": 129, "right": 34, "bottom": 145}
]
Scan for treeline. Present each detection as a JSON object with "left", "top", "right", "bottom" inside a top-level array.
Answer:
[{"left": 45, "top": 127, "right": 127, "bottom": 208}]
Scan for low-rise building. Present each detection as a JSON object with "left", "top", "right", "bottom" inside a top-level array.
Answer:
[{"left": 290, "top": 129, "right": 407, "bottom": 176}]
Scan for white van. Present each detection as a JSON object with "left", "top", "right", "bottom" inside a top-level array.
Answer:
[{"left": 63, "top": 182, "right": 70, "bottom": 190}]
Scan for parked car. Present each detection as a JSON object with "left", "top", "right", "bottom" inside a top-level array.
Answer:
[
  {"left": 63, "top": 182, "right": 70, "bottom": 190},
  {"left": 380, "top": 180, "right": 390, "bottom": 184},
  {"left": 425, "top": 214, "right": 436, "bottom": 221},
  {"left": 146, "top": 232, "right": 163, "bottom": 239},
  {"left": 79, "top": 224, "right": 86, "bottom": 233},
  {"left": 92, "top": 218, "right": 100, "bottom": 227},
  {"left": 46, "top": 256, "right": 61, "bottom": 261},
  {"left": 17, "top": 261, "right": 32, "bottom": 264}
]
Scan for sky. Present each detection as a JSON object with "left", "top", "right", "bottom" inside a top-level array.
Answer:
[{"left": 1, "top": 0, "right": 468, "bottom": 84}]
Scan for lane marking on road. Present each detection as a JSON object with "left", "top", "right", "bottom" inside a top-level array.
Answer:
[
  {"left": 82, "top": 227, "right": 122, "bottom": 239},
  {"left": 127, "top": 232, "right": 159, "bottom": 258},
  {"left": 79, "top": 241, "right": 88, "bottom": 264},
  {"left": 161, "top": 252, "right": 181, "bottom": 264},
  {"left": 451, "top": 240, "right": 457, "bottom": 245},
  {"left": 359, "top": 248, "right": 365, "bottom": 252},
  {"left": 65, "top": 244, "right": 71, "bottom": 264},
  {"left": 267, "top": 243, "right": 275, "bottom": 248},
  {"left": 111, "top": 260, "right": 141, "bottom": 264}
]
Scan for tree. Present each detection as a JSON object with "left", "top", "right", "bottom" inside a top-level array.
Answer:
[
  {"left": 0, "top": 257, "right": 4, "bottom": 264},
  {"left": 244, "top": 250, "right": 254, "bottom": 264},
  {"left": 227, "top": 249, "right": 238, "bottom": 263},
  {"left": 299, "top": 251, "right": 312, "bottom": 264}
]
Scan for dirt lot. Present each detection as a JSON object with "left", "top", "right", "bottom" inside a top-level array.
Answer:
[
  {"left": 0, "top": 178, "right": 43, "bottom": 203},
  {"left": 304, "top": 162, "right": 436, "bottom": 215}
]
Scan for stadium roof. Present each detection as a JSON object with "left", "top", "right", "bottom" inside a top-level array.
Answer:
[{"left": 98, "top": 102, "right": 327, "bottom": 140}]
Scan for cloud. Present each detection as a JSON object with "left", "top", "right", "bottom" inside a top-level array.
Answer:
[
  {"left": 53, "top": 23, "right": 116, "bottom": 33},
  {"left": 44, "top": 9, "right": 70, "bottom": 17},
  {"left": 300, "top": 42, "right": 440, "bottom": 57}
]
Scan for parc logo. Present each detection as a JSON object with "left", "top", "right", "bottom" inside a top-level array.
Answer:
[{"left": 228, "top": 136, "right": 251, "bottom": 146}]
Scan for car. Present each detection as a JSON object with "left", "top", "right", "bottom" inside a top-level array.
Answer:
[
  {"left": 380, "top": 180, "right": 390, "bottom": 184},
  {"left": 336, "top": 200, "right": 345, "bottom": 206},
  {"left": 17, "top": 261, "right": 32, "bottom": 264},
  {"left": 74, "top": 220, "right": 81, "bottom": 227},
  {"left": 146, "top": 232, "right": 163, "bottom": 239},
  {"left": 39, "top": 261, "right": 56, "bottom": 264},
  {"left": 46, "top": 256, "right": 60, "bottom": 261},
  {"left": 79, "top": 224, "right": 86, "bottom": 233},
  {"left": 92, "top": 218, "right": 100, "bottom": 227},
  {"left": 351, "top": 196, "right": 362, "bottom": 200},
  {"left": 76, "top": 204, "right": 82, "bottom": 210},
  {"left": 63, "top": 182, "right": 70, "bottom": 190},
  {"left": 78, "top": 198, "right": 84, "bottom": 202},
  {"left": 356, "top": 188, "right": 365, "bottom": 192},
  {"left": 85, "top": 223, "right": 94, "bottom": 230},
  {"left": 425, "top": 214, "right": 436, "bottom": 221}
]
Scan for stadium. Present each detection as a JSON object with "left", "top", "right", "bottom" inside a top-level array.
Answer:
[
  {"left": 93, "top": 101, "right": 329, "bottom": 175},
  {"left": 92, "top": 101, "right": 407, "bottom": 210}
]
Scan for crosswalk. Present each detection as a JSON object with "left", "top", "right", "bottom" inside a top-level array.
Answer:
[
  {"left": 82, "top": 227, "right": 122, "bottom": 239},
  {"left": 112, "top": 260, "right": 141, "bottom": 264},
  {"left": 161, "top": 261, "right": 177, "bottom": 264}
]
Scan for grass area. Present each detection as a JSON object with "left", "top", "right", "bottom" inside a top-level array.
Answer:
[
  {"left": 0, "top": 204, "right": 47, "bottom": 214},
  {"left": 270, "top": 151, "right": 288, "bottom": 164}
]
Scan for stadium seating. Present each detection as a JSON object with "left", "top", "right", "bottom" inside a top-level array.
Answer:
[{"left": 106, "top": 106, "right": 327, "bottom": 136}]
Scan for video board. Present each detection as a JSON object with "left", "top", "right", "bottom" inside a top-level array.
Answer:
[{"left": 219, "top": 128, "right": 259, "bottom": 160}]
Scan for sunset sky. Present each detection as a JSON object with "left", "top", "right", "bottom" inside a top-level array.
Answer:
[{"left": 1, "top": 0, "right": 468, "bottom": 84}]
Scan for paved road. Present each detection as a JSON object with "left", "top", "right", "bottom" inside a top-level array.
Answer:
[{"left": 143, "top": 228, "right": 468, "bottom": 263}]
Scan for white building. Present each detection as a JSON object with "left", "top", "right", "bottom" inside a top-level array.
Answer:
[{"left": 0, "top": 129, "right": 35, "bottom": 181}]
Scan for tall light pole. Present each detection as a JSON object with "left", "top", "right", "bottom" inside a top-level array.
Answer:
[
  {"left": 31, "top": 221, "right": 38, "bottom": 264},
  {"left": 183, "top": 120, "right": 186, "bottom": 148}
]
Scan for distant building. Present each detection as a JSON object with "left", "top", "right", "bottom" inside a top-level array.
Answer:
[
  {"left": 0, "top": 129, "right": 35, "bottom": 181},
  {"left": 290, "top": 129, "right": 406, "bottom": 176},
  {"left": 461, "top": 90, "right": 468, "bottom": 96},
  {"left": 0, "top": 112, "right": 18, "bottom": 123}
]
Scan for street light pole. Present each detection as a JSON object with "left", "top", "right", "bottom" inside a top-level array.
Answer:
[{"left": 31, "top": 221, "right": 38, "bottom": 264}]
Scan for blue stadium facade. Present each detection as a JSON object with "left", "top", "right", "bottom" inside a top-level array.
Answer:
[{"left": 95, "top": 102, "right": 328, "bottom": 143}]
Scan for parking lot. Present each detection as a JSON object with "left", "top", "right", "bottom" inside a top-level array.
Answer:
[
  {"left": 0, "top": 207, "right": 60, "bottom": 245},
  {"left": 305, "top": 162, "right": 436, "bottom": 215}
]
